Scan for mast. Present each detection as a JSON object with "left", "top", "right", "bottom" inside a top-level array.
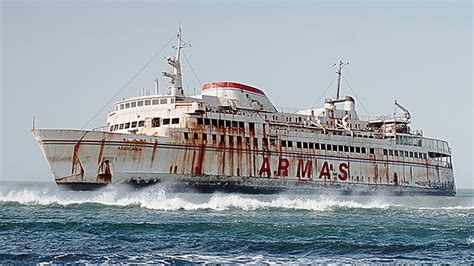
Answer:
[
  {"left": 162, "top": 28, "right": 191, "bottom": 96},
  {"left": 334, "top": 60, "right": 349, "bottom": 100}
]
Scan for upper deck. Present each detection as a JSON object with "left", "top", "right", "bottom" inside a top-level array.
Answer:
[{"left": 99, "top": 29, "right": 451, "bottom": 163}]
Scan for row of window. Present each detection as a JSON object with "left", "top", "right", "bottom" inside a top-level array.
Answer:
[
  {"left": 395, "top": 135, "right": 423, "bottom": 147},
  {"left": 383, "top": 149, "right": 428, "bottom": 159},
  {"left": 111, "top": 120, "right": 145, "bottom": 131},
  {"left": 184, "top": 133, "right": 429, "bottom": 160},
  {"left": 115, "top": 98, "right": 175, "bottom": 111},
  {"left": 184, "top": 132, "right": 258, "bottom": 146},
  {"left": 109, "top": 117, "right": 180, "bottom": 131},
  {"left": 196, "top": 118, "right": 255, "bottom": 130},
  {"left": 281, "top": 140, "right": 374, "bottom": 154}
]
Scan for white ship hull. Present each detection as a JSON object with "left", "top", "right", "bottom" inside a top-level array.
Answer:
[{"left": 32, "top": 129, "right": 456, "bottom": 196}]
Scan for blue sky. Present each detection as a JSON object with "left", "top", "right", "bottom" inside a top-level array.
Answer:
[{"left": 1, "top": 1, "right": 472, "bottom": 188}]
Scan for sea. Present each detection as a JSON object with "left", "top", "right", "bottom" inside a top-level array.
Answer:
[{"left": 0, "top": 182, "right": 472, "bottom": 264}]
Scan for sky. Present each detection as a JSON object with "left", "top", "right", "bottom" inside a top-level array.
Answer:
[{"left": 1, "top": 1, "right": 472, "bottom": 188}]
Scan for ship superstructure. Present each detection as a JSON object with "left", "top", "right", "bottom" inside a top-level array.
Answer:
[{"left": 33, "top": 29, "right": 455, "bottom": 195}]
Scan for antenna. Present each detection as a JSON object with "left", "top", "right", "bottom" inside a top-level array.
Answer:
[
  {"left": 333, "top": 60, "right": 349, "bottom": 100},
  {"left": 154, "top": 78, "right": 159, "bottom": 95}
]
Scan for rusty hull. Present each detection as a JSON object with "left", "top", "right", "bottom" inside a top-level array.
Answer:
[{"left": 32, "top": 125, "right": 455, "bottom": 195}]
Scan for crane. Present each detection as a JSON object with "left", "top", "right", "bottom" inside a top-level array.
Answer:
[{"left": 394, "top": 100, "right": 411, "bottom": 121}]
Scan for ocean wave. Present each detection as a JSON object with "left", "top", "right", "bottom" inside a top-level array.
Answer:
[
  {"left": 417, "top": 206, "right": 474, "bottom": 210},
  {"left": 0, "top": 185, "right": 391, "bottom": 212}
]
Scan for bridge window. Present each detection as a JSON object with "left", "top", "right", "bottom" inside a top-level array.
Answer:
[
  {"left": 137, "top": 101, "right": 143, "bottom": 107},
  {"left": 152, "top": 99, "right": 159, "bottom": 105},
  {"left": 297, "top": 142, "right": 302, "bottom": 148},
  {"left": 113, "top": 125, "right": 119, "bottom": 131},
  {"left": 152, "top": 118, "right": 160, "bottom": 127},
  {"left": 119, "top": 124, "right": 124, "bottom": 130},
  {"left": 321, "top": 144, "right": 326, "bottom": 150},
  {"left": 389, "top": 150, "right": 393, "bottom": 156},
  {"left": 362, "top": 147, "right": 366, "bottom": 154},
  {"left": 131, "top": 121, "right": 137, "bottom": 128},
  {"left": 131, "top": 102, "right": 136, "bottom": 108},
  {"left": 350, "top": 146, "right": 355, "bottom": 153},
  {"left": 394, "top": 150, "right": 398, "bottom": 156},
  {"left": 309, "top": 143, "right": 314, "bottom": 149},
  {"left": 138, "top": 120, "right": 145, "bottom": 127},
  {"left": 404, "top": 151, "right": 409, "bottom": 157},
  {"left": 369, "top": 148, "right": 374, "bottom": 155},
  {"left": 315, "top": 143, "right": 320, "bottom": 149},
  {"left": 125, "top": 103, "right": 130, "bottom": 109},
  {"left": 145, "top": 100, "right": 151, "bottom": 106},
  {"left": 356, "top": 147, "right": 361, "bottom": 153},
  {"left": 344, "top": 146, "right": 349, "bottom": 152},
  {"left": 171, "top": 118, "right": 179, "bottom": 124},
  {"left": 332, "top": 145, "right": 337, "bottom": 151},
  {"left": 303, "top": 142, "right": 308, "bottom": 149},
  {"left": 281, "top": 140, "right": 287, "bottom": 147},
  {"left": 288, "top": 141, "right": 293, "bottom": 148},
  {"left": 124, "top": 123, "right": 130, "bottom": 129},
  {"left": 162, "top": 118, "right": 170, "bottom": 125},
  {"left": 399, "top": 150, "right": 404, "bottom": 157}
]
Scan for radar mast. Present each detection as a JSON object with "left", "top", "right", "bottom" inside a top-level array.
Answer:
[
  {"left": 162, "top": 28, "right": 191, "bottom": 96},
  {"left": 334, "top": 60, "right": 349, "bottom": 100}
]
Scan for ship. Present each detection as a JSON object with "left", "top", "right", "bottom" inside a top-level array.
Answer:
[{"left": 32, "top": 29, "right": 456, "bottom": 195}]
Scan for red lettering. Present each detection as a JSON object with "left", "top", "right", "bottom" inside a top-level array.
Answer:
[
  {"left": 259, "top": 157, "right": 271, "bottom": 177},
  {"left": 277, "top": 157, "right": 289, "bottom": 177},
  {"left": 297, "top": 159, "right": 312, "bottom": 180},
  {"left": 338, "top": 162, "right": 349, "bottom": 181},
  {"left": 319, "top": 161, "right": 330, "bottom": 179}
]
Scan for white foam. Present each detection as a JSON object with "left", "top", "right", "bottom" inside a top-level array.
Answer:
[
  {"left": 0, "top": 185, "right": 392, "bottom": 212},
  {"left": 467, "top": 236, "right": 474, "bottom": 245}
]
